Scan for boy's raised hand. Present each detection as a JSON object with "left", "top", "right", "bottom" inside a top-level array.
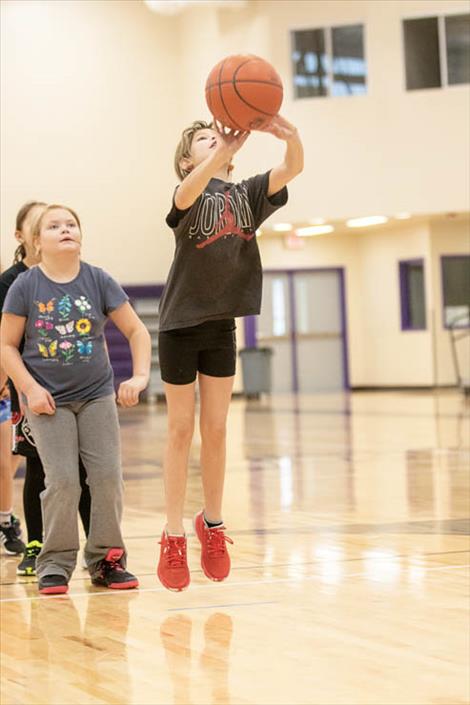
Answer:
[
  {"left": 117, "top": 374, "right": 148, "bottom": 408},
  {"left": 214, "top": 120, "right": 250, "bottom": 160},
  {"left": 257, "top": 115, "right": 298, "bottom": 141}
]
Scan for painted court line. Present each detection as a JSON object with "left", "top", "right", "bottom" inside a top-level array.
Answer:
[
  {"left": 166, "top": 600, "right": 278, "bottom": 612},
  {"left": 2, "top": 549, "right": 467, "bottom": 588},
  {"left": 1, "top": 563, "right": 468, "bottom": 604}
]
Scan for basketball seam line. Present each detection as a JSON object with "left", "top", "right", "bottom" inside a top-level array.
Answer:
[
  {"left": 217, "top": 59, "right": 245, "bottom": 131},
  {"left": 207, "top": 79, "right": 282, "bottom": 88},
  {"left": 231, "top": 58, "right": 281, "bottom": 119},
  {"left": 231, "top": 80, "right": 279, "bottom": 119}
]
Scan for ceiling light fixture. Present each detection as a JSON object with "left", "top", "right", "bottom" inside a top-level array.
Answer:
[
  {"left": 346, "top": 216, "right": 388, "bottom": 228},
  {"left": 295, "top": 225, "right": 334, "bottom": 237},
  {"left": 143, "top": 0, "right": 246, "bottom": 14},
  {"left": 273, "top": 223, "right": 293, "bottom": 232}
]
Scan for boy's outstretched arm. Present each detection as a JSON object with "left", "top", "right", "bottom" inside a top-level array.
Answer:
[{"left": 258, "top": 116, "right": 304, "bottom": 196}]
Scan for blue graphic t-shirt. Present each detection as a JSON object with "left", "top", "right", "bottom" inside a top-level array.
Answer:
[{"left": 2, "top": 262, "right": 128, "bottom": 405}]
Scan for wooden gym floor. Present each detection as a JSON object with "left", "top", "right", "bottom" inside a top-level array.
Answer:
[{"left": 1, "top": 390, "right": 469, "bottom": 705}]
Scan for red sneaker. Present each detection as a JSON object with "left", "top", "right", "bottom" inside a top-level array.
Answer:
[
  {"left": 194, "top": 511, "right": 233, "bottom": 582},
  {"left": 157, "top": 531, "right": 190, "bottom": 592}
]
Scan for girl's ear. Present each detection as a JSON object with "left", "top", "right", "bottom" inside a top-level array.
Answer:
[{"left": 14, "top": 230, "right": 23, "bottom": 245}]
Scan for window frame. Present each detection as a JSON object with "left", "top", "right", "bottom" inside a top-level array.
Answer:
[
  {"left": 290, "top": 21, "right": 367, "bottom": 100},
  {"left": 440, "top": 254, "right": 470, "bottom": 330},
  {"left": 401, "top": 11, "right": 470, "bottom": 91},
  {"left": 399, "top": 258, "right": 427, "bottom": 331}
]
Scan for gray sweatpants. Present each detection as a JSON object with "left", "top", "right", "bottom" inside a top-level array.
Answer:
[{"left": 26, "top": 394, "right": 125, "bottom": 580}]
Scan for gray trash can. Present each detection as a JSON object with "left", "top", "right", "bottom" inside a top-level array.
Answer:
[{"left": 239, "top": 347, "right": 273, "bottom": 396}]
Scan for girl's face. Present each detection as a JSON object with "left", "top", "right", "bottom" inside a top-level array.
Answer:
[
  {"left": 15, "top": 204, "right": 46, "bottom": 261},
  {"left": 38, "top": 208, "right": 82, "bottom": 258},
  {"left": 185, "top": 128, "right": 220, "bottom": 171}
]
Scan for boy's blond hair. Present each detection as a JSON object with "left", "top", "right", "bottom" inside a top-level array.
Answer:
[{"left": 174, "top": 120, "right": 213, "bottom": 181}]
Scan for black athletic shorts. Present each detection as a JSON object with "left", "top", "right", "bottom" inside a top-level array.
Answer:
[{"left": 158, "top": 319, "right": 236, "bottom": 385}]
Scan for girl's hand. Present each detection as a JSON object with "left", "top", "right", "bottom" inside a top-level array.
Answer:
[
  {"left": 26, "top": 383, "right": 56, "bottom": 415},
  {"left": 117, "top": 375, "right": 148, "bottom": 407},
  {"left": 213, "top": 121, "right": 250, "bottom": 161},
  {"left": 257, "top": 115, "right": 298, "bottom": 141}
]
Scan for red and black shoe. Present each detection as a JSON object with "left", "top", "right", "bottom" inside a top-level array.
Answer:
[
  {"left": 38, "top": 574, "right": 69, "bottom": 595},
  {"left": 194, "top": 511, "right": 233, "bottom": 582},
  {"left": 91, "top": 548, "right": 139, "bottom": 590},
  {"left": 157, "top": 531, "right": 190, "bottom": 592}
]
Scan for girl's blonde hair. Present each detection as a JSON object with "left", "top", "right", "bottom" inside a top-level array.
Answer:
[
  {"left": 32, "top": 204, "right": 82, "bottom": 253},
  {"left": 13, "top": 201, "right": 47, "bottom": 263},
  {"left": 174, "top": 120, "right": 213, "bottom": 181}
]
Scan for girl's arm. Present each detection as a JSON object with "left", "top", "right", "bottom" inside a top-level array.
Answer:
[
  {"left": 108, "top": 302, "right": 151, "bottom": 407},
  {"left": 0, "top": 367, "right": 8, "bottom": 394},
  {"left": 175, "top": 126, "right": 250, "bottom": 210},
  {"left": 0, "top": 313, "right": 55, "bottom": 415},
  {"left": 258, "top": 116, "right": 304, "bottom": 196}
]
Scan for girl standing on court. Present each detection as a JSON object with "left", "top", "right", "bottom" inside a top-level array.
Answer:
[
  {"left": 1, "top": 204, "right": 151, "bottom": 594},
  {"left": 0, "top": 201, "right": 92, "bottom": 573},
  {"left": 157, "top": 115, "right": 303, "bottom": 591}
]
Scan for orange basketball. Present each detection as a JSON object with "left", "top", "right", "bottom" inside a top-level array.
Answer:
[{"left": 205, "top": 54, "right": 283, "bottom": 132}]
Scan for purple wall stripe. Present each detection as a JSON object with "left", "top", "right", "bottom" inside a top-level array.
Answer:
[
  {"left": 398, "top": 258, "right": 426, "bottom": 331},
  {"left": 338, "top": 268, "right": 350, "bottom": 389},
  {"left": 287, "top": 271, "right": 299, "bottom": 393},
  {"left": 243, "top": 315, "right": 257, "bottom": 348}
]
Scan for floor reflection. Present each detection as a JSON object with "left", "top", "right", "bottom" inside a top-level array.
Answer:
[
  {"left": 29, "top": 594, "right": 134, "bottom": 701},
  {"left": 160, "top": 611, "right": 233, "bottom": 705}
]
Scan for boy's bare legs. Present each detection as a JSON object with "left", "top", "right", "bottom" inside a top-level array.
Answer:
[
  {"left": 198, "top": 374, "right": 235, "bottom": 524},
  {"left": 163, "top": 381, "right": 196, "bottom": 535}
]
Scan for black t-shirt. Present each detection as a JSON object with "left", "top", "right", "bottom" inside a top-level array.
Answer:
[
  {"left": 159, "top": 171, "right": 288, "bottom": 332},
  {"left": 0, "top": 261, "right": 28, "bottom": 316},
  {"left": 0, "top": 261, "right": 28, "bottom": 413}
]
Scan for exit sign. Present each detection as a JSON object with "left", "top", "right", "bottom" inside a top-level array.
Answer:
[{"left": 284, "top": 233, "right": 306, "bottom": 249}]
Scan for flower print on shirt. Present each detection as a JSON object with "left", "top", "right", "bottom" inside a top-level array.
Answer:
[
  {"left": 32, "top": 290, "right": 96, "bottom": 366},
  {"left": 76, "top": 319, "right": 91, "bottom": 336},
  {"left": 57, "top": 295, "right": 73, "bottom": 320},
  {"left": 34, "top": 320, "right": 54, "bottom": 338},
  {"left": 74, "top": 296, "right": 92, "bottom": 314},
  {"left": 59, "top": 340, "right": 75, "bottom": 363}
]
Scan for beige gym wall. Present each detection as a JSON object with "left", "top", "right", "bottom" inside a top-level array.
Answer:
[
  {"left": 1, "top": 0, "right": 469, "bottom": 388},
  {"left": 0, "top": 0, "right": 179, "bottom": 282}
]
